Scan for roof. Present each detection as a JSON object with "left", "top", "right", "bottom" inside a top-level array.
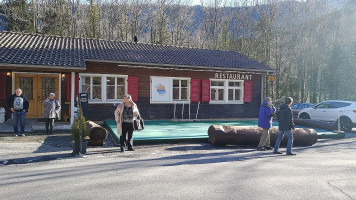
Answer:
[{"left": 0, "top": 31, "right": 273, "bottom": 71}]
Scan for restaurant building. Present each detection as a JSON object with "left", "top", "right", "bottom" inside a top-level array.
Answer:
[{"left": 0, "top": 31, "right": 274, "bottom": 123}]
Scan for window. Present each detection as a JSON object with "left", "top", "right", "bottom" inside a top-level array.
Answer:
[
  {"left": 106, "top": 76, "right": 126, "bottom": 100},
  {"left": 80, "top": 74, "right": 127, "bottom": 103},
  {"left": 211, "top": 81, "right": 225, "bottom": 101},
  {"left": 210, "top": 80, "right": 244, "bottom": 104},
  {"left": 228, "top": 81, "right": 242, "bottom": 102},
  {"left": 173, "top": 79, "right": 188, "bottom": 101},
  {"left": 150, "top": 76, "right": 190, "bottom": 103}
]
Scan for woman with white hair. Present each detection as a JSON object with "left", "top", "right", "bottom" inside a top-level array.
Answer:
[
  {"left": 42, "top": 93, "right": 61, "bottom": 135},
  {"left": 114, "top": 94, "right": 140, "bottom": 152}
]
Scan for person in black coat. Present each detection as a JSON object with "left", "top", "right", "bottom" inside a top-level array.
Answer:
[
  {"left": 273, "top": 97, "right": 296, "bottom": 155},
  {"left": 7, "top": 88, "right": 29, "bottom": 137}
]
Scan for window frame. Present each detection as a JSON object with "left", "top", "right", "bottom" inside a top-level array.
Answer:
[
  {"left": 209, "top": 79, "right": 244, "bottom": 104},
  {"left": 79, "top": 73, "right": 128, "bottom": 104},
  {"left": 150, "top": 76, "right": 191, "bottom": 104},
  {"left": 172, "top": 78, "right": 190, "bottom": 101}
]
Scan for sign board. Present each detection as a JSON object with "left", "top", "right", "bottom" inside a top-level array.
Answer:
[{"left": 151, "top": 77, "right": 171, "bottom": 102}]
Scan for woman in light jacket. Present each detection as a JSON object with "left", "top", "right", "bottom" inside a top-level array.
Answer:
[
  {"left": 114, "top": 94, "right": 139, "bottom": 152},
  {"left": 43, "top": 93, "right": 61, "bottom": 135}
]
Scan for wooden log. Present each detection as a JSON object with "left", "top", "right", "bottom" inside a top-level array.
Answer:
[
  {"left": 86, "top": 121, "right": 108, "bottom": 146},
  {"left": 208, "top": 125, "right": 317, "bottom": 146},
  {"left": 293, "top": 119, "right": 337, "bottom": 131}
]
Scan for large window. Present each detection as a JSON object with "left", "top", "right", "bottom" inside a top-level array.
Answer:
[
  {"left": 150, "top": 76, "right": 190, "bottom": 103},
  {"left": 173, "top": 79, "right": 189, "bottom": 101},
  {"left": 210, "top": 79, "right": 244, "bottom": 104},
  {"left": 211, "top": 80, "right": 225, "bottom": 101},
  {"left": 106, "top": 76, "right": 126, "bottom": 100},
  {"left": 80, "top": 74, "right": 127, "bottom": 103}
]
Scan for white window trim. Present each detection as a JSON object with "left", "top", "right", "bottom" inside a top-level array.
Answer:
[
  {"left": 79, "top": 73, "right": 128, "bottom": 104},
  {"left": 150, "top": 76, "right": 191, "bottom": 104},
  {"left": 209, "top": 79, "right": 245, "bottom": 104}
]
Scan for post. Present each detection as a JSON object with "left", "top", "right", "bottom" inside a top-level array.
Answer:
[
  {"left": 196, "top": 101, "right": 200, "bottom": 120},
  {"left": 188, "top": 102, "right": 191, "bottom": 120},
  {"left": 173, "top": 103, "right": 176, "bottom": 120},
  {"left": 182, "top": 102, "right": 184, "bottom": 120},
  {"left": 70, "top": 72, "right": 75, "bottom": 124}
]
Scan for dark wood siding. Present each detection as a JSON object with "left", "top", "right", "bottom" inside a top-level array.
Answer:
[{"left": 83, "top": 62, "right": 263, "bottom": 121}]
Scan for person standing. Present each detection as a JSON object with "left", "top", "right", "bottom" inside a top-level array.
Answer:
[
  {"left": 273, "top": 97, "right": 296, "bottom": 156},
  {"left": 114, "top": 94, "right": 139, "bottom": 152},
  {"left": 43, "top": 93, "right": 61, "bottom": 135},
  {"left": 257, "top": 97, "right": 276, "bottom": 151},
  {"left": 7, "top": 88, "right": 29, "bottom": 137}
]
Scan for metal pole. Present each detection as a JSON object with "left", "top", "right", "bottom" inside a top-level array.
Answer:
[
  {"left": 189, "top": 102, "right": 191, "bottom": 120},
  {"left": 196, "top": 101, "right": 200, "bottom": 120},
  {"left": 182, "top": 102, "right": 184, "bottom": 120},
  {"left": 173, "top": 103, "right": 176, "bottom": 120}
]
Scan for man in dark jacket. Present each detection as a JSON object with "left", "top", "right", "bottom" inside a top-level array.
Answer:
[
  {"left": 273, "top": 97, "right": 296, "bottom": 155},
  {"left": 257, "top": 97, "right": 276, "bottom": 151},
  {"left": 7, "top": 88, "right": 29, "bottom": 137}
]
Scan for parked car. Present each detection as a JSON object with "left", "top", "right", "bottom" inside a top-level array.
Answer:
[
  {"left": 298, "top": 100, "right": 356, "bottom": 132},
  {"left": 291, "top": 103, "right": 315, "bottom": 118}
]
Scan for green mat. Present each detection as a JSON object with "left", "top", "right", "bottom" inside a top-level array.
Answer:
[{"left": 104, "top": 120, "right": 345, "bottom": 144}]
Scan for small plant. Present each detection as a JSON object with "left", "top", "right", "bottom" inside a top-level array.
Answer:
[{"left": 71, "top": 108, "right": 87, "bottom": 142}]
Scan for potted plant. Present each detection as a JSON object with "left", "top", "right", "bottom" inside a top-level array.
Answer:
[{"left": 71, "top": 108, "right": 88, "bottom": 155}]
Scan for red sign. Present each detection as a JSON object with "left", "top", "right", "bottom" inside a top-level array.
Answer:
[
  {"left": 0, "top": 72, "right": 6, "bottom": 100},
  {"left": 201, "top": 79, "right": 210, "bottom": 102},
  {"left": 244, "top": 81, "right": 253, "bottom": 102},
  {"left": 190, "top": 79, "right": 200, "bottom": 102},
  {"left": 128, "top": 76, "right": 139, "bottom": 101}
]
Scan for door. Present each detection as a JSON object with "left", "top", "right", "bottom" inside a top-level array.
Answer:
[
  {"left": 15, "top": 74, "right": 59, "bottom": 118},
  {"left": 311, "top": 102, "right": 331, "bottom": 120}
]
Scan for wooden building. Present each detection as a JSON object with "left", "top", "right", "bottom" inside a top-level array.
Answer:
[{"left": 0, "top": 31, "right": 274, "bottom": 123}]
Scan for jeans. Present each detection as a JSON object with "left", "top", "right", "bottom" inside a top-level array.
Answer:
[
  {"left": 13, "top": 111, "right": 25, "bottom": 135},
  {"left": 45, "top": 118, "right": 55, "bottom": 135},
  {"left": 258, "top": 128, "right": 270, "bottom": 148},
  {"left": 121, "top": 122, "right": 134, "bottom": 148},
  {"left": 273, "top": 130, "right": 294, "bottom": 153}
]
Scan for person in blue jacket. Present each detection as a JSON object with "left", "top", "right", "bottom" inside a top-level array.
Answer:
[{"left": 257, "top": 97, "right": 276, "bottom": 151}]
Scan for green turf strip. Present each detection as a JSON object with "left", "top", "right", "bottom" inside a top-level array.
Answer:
[{"left": 104, "top": 120, "right": 345, "bottom": 144}]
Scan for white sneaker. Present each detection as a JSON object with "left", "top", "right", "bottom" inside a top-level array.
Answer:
[
  {"left": 21, "top": 134, "right": 25, "bottom": 137},
  {"left": 15, "top": 134, "right": 18, "bottom": 137}
]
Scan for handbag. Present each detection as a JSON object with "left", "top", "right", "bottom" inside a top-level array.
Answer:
[{"left": 133, "top": 115, "right": 144, "bottom": 131}]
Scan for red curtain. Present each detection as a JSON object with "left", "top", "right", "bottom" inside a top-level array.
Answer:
[
  {"left": 0, "top": 72, "right": 6, "bottom": 100},
  {"left": 243, "top": 81, "right": 253, "bottom": 102},
  {"left": 66, "top": 73, "right": 79, "bottom": 102},
  {"left": 201, "top": 79, "right": 210, "bottom": 102},
  {"left": 190, "top": 79, "right": 200, "bottom": 102},
  {"left": 127, "top": 77, "right": 139, "bottom": 101}
]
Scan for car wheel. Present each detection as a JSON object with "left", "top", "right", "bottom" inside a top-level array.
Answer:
[
  {"left": 339, "top": 117, "right": 352, "bottom": 132},
  {"left": 299, "top": 113, "right": 310, "bottom": 119}
]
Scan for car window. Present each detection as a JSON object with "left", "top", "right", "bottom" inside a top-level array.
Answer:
[
  {"left": 329, "top": 102, "right": 351, "bottom": 108},
  {"left": 291, "top": 104, "right": 298, "bottom": 109},
  {"left": 297, "top": 104, "right": 305, "bottom": 109},
  {"left": 315, "top": 103, "right": 330, "bottom": 109}
]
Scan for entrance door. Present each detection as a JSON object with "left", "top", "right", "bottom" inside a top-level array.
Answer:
[{"left": 15, "top": 74, "right": 59, "bottom": 118}]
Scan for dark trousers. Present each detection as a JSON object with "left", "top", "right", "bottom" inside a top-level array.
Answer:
[
  {"left": 13, "top": 111, "right": 25, "bottom": 134},
  {"left": 121, "top": 122, "right": 134, "bottom": 148},
  {"left": 45, "top": 118, "right": 55, "bottom": 135}
]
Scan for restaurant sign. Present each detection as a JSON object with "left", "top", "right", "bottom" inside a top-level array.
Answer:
[{"left": 214, "top": 73, "right": 252, "bottom": 81}]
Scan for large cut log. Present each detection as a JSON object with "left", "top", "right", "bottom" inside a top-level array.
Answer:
[
  {"left": 208, "top": 125, "right": 317, "bottom": 146},
  {"left": 86, "top": 121, "right": 108, "bottom": 146},
  {"left": 293, "top": 119, "right": 337, "bottom": 131}
]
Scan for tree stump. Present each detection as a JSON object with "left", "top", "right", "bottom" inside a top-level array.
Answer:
[
  {"left": 86, "top": 121, "right": 108, "bottom": 146},
  {"left": 293, "top": 119, "right": 337, "bottom": 131},
  {"left": 208, "top": 125, "right": 317, "bottom": 146}
]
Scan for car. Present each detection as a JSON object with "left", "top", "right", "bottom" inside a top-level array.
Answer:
[
  {"left": 298, "top": 100, "right": 356, "bottom": 132},
  {"left": 291, "top": 103, "right": 315, "bottom": 118}
]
